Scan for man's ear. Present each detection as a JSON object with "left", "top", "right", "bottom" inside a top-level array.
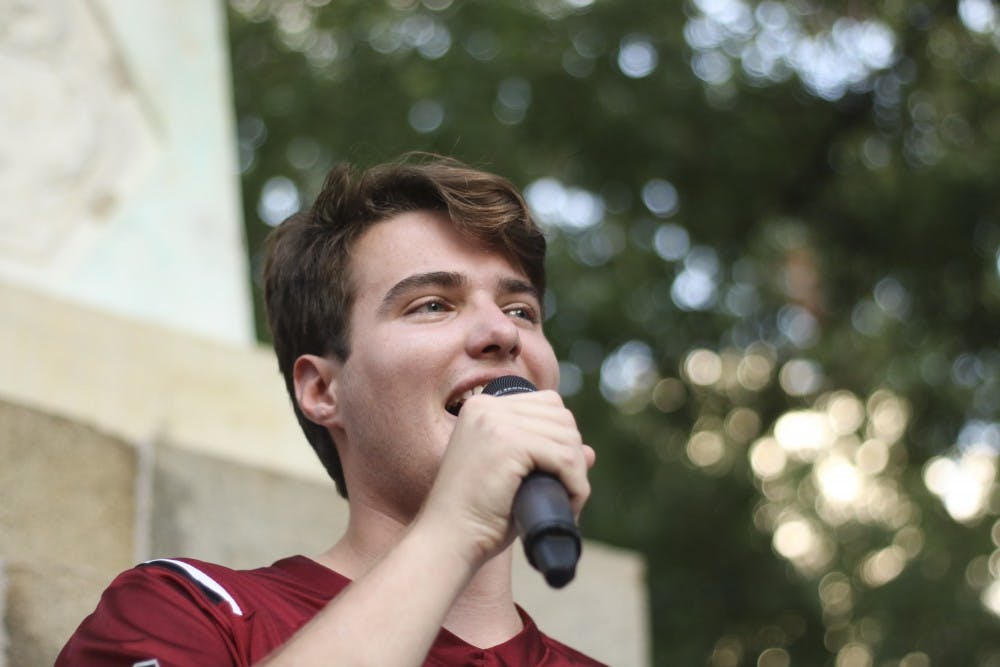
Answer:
[{"left": 293, "top": 354, "right": 341, "bottom": 426}]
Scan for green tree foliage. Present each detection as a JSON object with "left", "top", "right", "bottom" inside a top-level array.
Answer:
[{"left": 228, "top": 0, "right": 1000, "bottom": 663}]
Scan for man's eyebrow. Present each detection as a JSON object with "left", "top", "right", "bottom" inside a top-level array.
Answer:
[
  {"left": 377, "top": 271, "right": 467, "bottom": 315},
  {"left": 377, "top": 272, "right": 542, "bottom": 315},
  {"left": 497, "top": 276, "right": 541, "bottom": 303}
]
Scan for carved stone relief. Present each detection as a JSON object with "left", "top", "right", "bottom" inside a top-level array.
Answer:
[{"left": 0, "top": 0, "right": 156, "bottom": 268}]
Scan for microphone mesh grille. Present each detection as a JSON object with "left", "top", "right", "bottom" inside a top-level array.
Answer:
[{"left": 483, "top": 375, "right": 537, "bottom": 397}]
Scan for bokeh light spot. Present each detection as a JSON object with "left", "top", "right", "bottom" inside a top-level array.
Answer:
[
  {"left": 464, "top": 29, "right": 500, "bottom": 60},
  {"left": 773, "top": 516, "right": 818, "bottom": 560},
  {"left": 984, "top": 579, "right": 1000, "bottom": 618},
  {"left": 408, "top": 99, "right": 444, "bottom": 133},
  {"left": 642, "top": 179, "right": 679, "bottom": 217},
  {"left": 737, "top": 353, "right": 773, "bottom": 391},
  {"left": 495, "top": 76, "right": 532, "bottom": 124},
  {"left": 757, "top": 647, "right": 790, "bottom": 667},
  {"left": 923, "top": 449, "right": 997, "bottom": 522},
  {"left": 653, "top": 223, "right": 689, "bottom": 260},
  {"left": 618, "top": 34, "right": 658, "bottom": 78},
  {"left": 874, "top": 276, "right": 910, "bottom": 318},
  {"left": 286, "top": 137, "right": 321, "bottom": 171},
  {"left": 750, "top": 436, "right": 787, "bottom": 479},
  {"left": 899, "top": 653, "right": 931, "bottom": 667},
  {"left": 652, "top": 377, "right": 687, "bottom": 412},
  {"left": 525, "top": 178, "right": 605, "bottom": 231},
  {"left": 966, "top": 554, "right": 991, "bottom": 588},
  {"left": 685, "top": 348, "right": 723, "bottom": 386},
  {"left": 835, "top": 643, "right": 873, "bottom": 667},
  {"left": 779, "top": 358, "right": 824, "bottom": 396},
  {"left": 258, "top": 176, "right": 300, "bottom": 226},
  {"left": 855, "top": 439, "right": 890, "bottom": 475},
  {"left": 600, "top": 340, "right": 657, "bottom": 404},
  {"left": 860, "top": 545, "right": 907, "bottom": 587},
  {"left": 774, "top": 410, "right": 834, "bottom": 460},
  {"left": 692, "top": 50, "right": 733, "bottom": 84},
  {"left": 687, "top": 430, "right": 727, "bottom": 468},
  {"left": 815, "top": 455, "right": 861, "bottom": 504},
  {"left": 819, "top": 572, "right": 853, "bottom": 615},
  {"left": 672, "top": 266, "right": 718, "bottom": 311},
  {"left": 725, "top": 407, "right": 761, "bottom": 443},
  {"left": 825, "top": 391, "right": 865, "bottom": 435},
  {"left": 894, "top": 526, "right": 925, "bottom": 559},
  {"left": 710, "top": 637, "right": 743, "bottom": 667},
  {"left": 866, "top": 390, "right": 909, "bottom": 443},
  {"left": 959, "top": 0, "right": 998, "bottom": 34},
  {"left": 777, "top": 305, "right": 818, "bottom": 347}
]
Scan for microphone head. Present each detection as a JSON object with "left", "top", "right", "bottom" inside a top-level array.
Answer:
[
  {"left": 528, "top": 534, "right": 579, "bottom": 588},
  {"left": 483, "top": 375, "right": 537, "bottom": 397}
]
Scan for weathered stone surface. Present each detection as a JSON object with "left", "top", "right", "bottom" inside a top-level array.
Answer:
[
  {"left": 151, "top": 444, "right": 348, "bottom": 569},
  {"left": 0, "top": 400, "right": 137, "bottom": 666},
  {"left": 0, "top": 401, "right": 136, "bottom": 577},
  {"left": 0, "top": 282, "right": 324, "bottom": 484},
  {"left": 3, "top": 561, "right": 114, "bottom": 667}
]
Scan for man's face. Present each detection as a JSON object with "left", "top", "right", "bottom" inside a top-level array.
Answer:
[{"left": 329, "top": 210, "right": 559, "bottom": 521}]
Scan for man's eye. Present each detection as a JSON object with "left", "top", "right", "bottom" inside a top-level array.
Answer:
[
  {"left": 411, "top": 300, "right": 448, "bottom": 314},
  {"left": 506, "top": 306, "right": 539, "bottom": 323}
]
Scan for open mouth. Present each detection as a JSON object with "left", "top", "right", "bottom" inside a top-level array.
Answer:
[{"left": 445, "top": 384, "right": 488, "bottom": 416}]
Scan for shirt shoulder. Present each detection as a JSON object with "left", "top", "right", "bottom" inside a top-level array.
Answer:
[
  {"left": 55, "top": 556, "right": 342, "bottom": 667},
  {"left": 55, "top": 558, "right": 251, "bottom": 667}
]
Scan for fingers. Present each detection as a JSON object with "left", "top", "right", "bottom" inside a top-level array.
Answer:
[
  {"left": 460, "top": 390, "right": 592, "bottom": 515},
  {"left": 528, "top": 438, "right": 591, "bottom": 516},
  {"left": 424, "top": 388, "right": 593, "bottom": 564}
]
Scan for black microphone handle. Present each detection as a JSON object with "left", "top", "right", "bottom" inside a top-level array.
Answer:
[{"left": 482, "top": 376, "right": 581, "bottom": 588}]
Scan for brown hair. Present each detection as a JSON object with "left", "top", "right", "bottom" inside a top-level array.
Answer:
[{"left": 262, "top": 154, "right": 547, "bottom": 497}]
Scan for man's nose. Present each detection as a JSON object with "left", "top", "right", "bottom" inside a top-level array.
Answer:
[{"left": 466, "top": 302, "right": 521, "bottom": 358}]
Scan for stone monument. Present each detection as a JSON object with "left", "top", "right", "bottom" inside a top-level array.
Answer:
[{"left": 0, "top": 0, "right": 252, "bottom": 344}]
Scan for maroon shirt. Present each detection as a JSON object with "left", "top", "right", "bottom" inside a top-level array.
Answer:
[{"left": 57, "top": 555, "right": 606, "bottom": 666}]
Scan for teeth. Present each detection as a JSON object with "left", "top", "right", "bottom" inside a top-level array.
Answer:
[
  {"left": 447, "top": 384, "right": 488, "bottom": 415},
  {"left": 461, "top": 385, "right": 486, "bottom": 402}
]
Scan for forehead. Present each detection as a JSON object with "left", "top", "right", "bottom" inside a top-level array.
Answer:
[{"left": 349, "top": 210, "right": 526, "bottom": 290}]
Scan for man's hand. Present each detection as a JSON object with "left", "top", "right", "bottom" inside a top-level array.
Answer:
[{"left": 419, "top": 390, "right": 595, "bottom": 570}]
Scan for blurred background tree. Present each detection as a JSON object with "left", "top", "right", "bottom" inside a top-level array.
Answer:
[{"left": 227, "top": 0, "right": 1000, "bottom": 664}]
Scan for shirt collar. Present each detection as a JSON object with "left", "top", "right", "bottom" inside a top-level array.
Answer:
[{"left": 426, "top": 605, "right": 547, "bottom": 666}]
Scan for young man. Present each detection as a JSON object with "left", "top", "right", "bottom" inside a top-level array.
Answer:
[{"left": 57, "top": 156, "right": 601, "bottom": 665}]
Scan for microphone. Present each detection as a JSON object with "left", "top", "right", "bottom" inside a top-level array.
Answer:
[{"left": 482, "top": 375, "right": 581, "bottom": 588}]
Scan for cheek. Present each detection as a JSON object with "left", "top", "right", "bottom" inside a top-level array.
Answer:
[
  {"left": 380, "top": 326, "right": 458, "bottom": 370},
  {"left": 345, "top": 334, "right": 449, "bottom": 410}
]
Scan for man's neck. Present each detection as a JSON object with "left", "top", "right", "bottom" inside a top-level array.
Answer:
[
  {"left": 316, "top": 500, "right": 524, "bottom": 648},
  {"left": 441, "top": 550, "right": 523, "bottom": 647}
]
